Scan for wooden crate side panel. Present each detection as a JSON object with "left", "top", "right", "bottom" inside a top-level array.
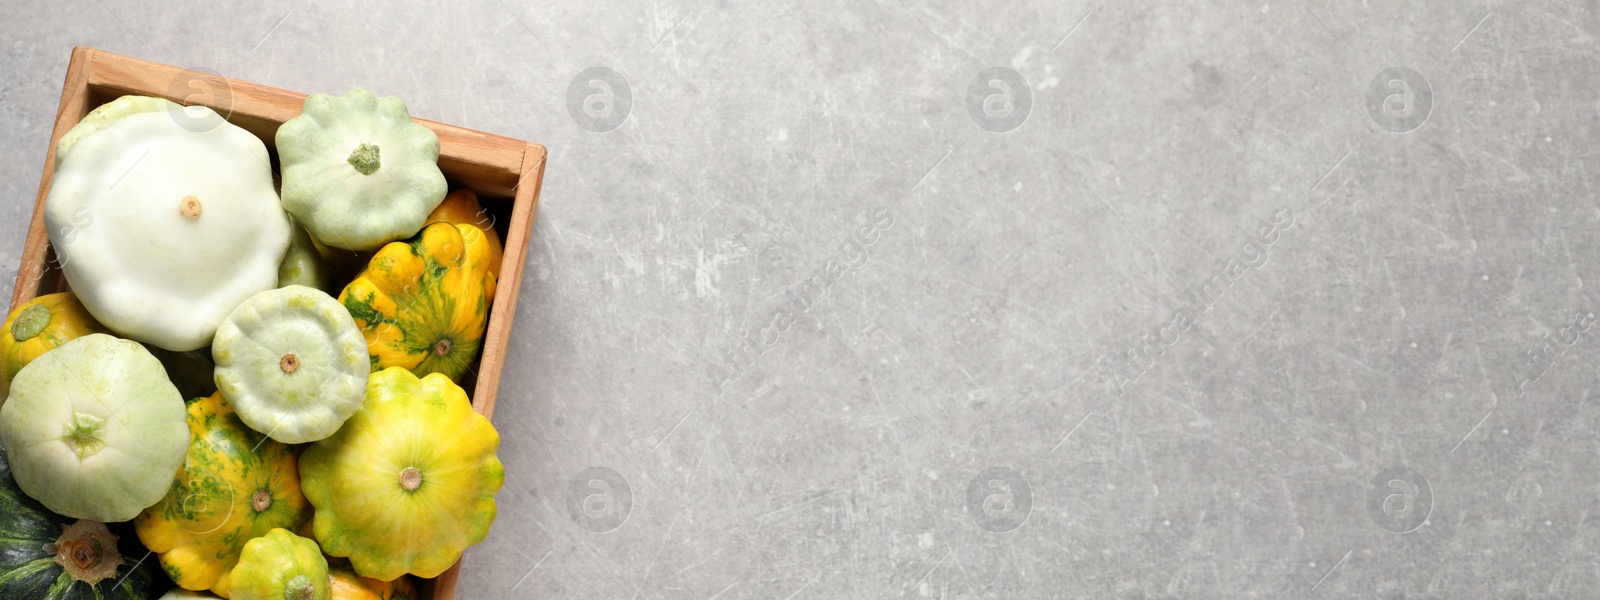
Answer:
[
  {"left": 428, "top": 144, "right": 545, "bottom": 600},
  {"left": 469, "top": 143, "right": 547, "bottom": 419},
  {"left": 11, "top": 47, "right": 96, "bottom": 312},
  {"left": 83, "top": 50, "right": 528, "bottom": 197}
]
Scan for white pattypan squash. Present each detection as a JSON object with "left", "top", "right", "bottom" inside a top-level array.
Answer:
[
  {"left": 213, "top": 285, "right": 369, "bottom": 444},
  {"left": 55, "top": 95, "right": 181, "bottom": 166},
  {"left": 45, "top": 96, "right": 291, "bottom": 352},
  {"left": 0, "top": 334, "right": 189, "bottom": 522}
]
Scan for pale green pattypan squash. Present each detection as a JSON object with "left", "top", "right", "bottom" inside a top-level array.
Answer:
[
  {"left": 0, "top": 334, "right": 189, "bottom": 522},
  {"left": 277, "top": 88, "right": 447, "bottom": 251},
  {"left": 45, "top": 96, "right": 291, "bottom": 352},
  {"left": 279, "top": 223, "right": 335, "bottom": 294},
  {"left": 213, "top": 285, "right": 369, "bottom": 444}
]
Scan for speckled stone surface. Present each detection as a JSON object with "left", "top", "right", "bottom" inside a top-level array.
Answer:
[{"left": 4, "top": 1, "right": 1600, "bottom": 597}]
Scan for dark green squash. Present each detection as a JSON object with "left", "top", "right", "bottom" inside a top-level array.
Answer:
[
  {"left": 0, "top": 443, "right": 168, "bottom": 599},
  {"left": 142, "top": 343, "right": 218, "bottom": 400}
]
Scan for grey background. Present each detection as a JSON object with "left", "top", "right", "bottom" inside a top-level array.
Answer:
[{"left": 3, "top": 1, "right": 1599, "bottom": 598}]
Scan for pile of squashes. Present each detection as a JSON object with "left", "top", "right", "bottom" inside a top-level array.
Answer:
[{"left": 0, "top": 89, "right": 507, "bottom": 600}]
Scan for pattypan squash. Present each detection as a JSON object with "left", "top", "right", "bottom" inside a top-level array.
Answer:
[
  {"left": 160, "top": 591, "right": 222, "bottom": 600},
  {"left": 45, "top": 96, "right": 291, "bottom": 352},
  {"left": 227, "top": 529, "right": 329, "bottom": 600},
  {"left": 328, "top": 565, "right": 416, "bottom": 600},
  {"left": 213, "top": 285, "right": 369, "bottom": 444},
  {"left": 0, "top": 334, "right": 189, "bottom": 522},
  {"left": 300, "top": 367, "right": 503, "bottom": 581},
  {"left": 55, "top": 95, "right": 181, "bottom": 166},
  {"left": 135, "top": 392, "right": 313, "bottom": 598},
  {"left": 1, "top": 292, "right": 109, "bottom": 399},
  {"left": 0, "top": 443, "right": 169, "bottom": 600},
  {"left": 280, "top": 224, "right": 336, "bottom": 294},
  {"left": 426, "top": 188, "right": 504, "bottom": 275},
  {"left": 277, "top": 88, "right": 447, "bottom": 251},
  {"left": 339, "top": 222, "right": 497, "bottom": 382}
]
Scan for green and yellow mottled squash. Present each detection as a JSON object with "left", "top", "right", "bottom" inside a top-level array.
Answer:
[
  {"left": 135, "top": 392, "right": 313, "bottom": 598},
  {"left": 328, "top": 565, "right": 417, "bottom": 600},
  {"left": 300, "top": 368, "right": 503, "bottom": 580},
  {"left": 228, "top": 529, "right": 328, "bottom": 600},
  {"left": 338, "top": 222, "right": 497, "bottom": 382},
  {"left": 0, "top": 442, "right": 168, "bottom": 599},
  {"left": 0, "top": 292, "right": 109, "bottom": 398},
  {"left": 425, "top": 188, "right": 503, "bottom": 275}
]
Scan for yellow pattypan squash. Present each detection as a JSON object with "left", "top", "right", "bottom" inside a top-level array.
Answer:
[
  {"left": 159, "top": 590, "right": 224, "bottom": 600},
  {"left": 227, "top": 529, "right": 329, "bottom": 600},
  {"left": 0, "top": 292, "right": 108, "bottom": 398},
  {"left": 135, "top": 392, "right": 313, "bottom": 598},
  {"left": 329, "top": 565, "right": 417, "bottom": 600},
  {"left": 425, "top": 188, "right": 503, "bottom": 275},
  {"left": 338, "top": 222, "right": 496, "bottom": 382},
  {"left": 300, "top": 367, "right": 503, "bottom": 581}
]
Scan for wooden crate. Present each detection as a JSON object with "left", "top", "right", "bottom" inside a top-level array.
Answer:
[{"left": 7, "top": 47, "right": 545, "bottom": 600}]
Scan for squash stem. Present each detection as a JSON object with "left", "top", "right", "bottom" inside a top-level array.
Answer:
[
  {"left": 10, "top": 304, "right": 51, "bottom": 341},
  {"left": 180, "top": 195, "right": 203, "bottom": 218},
  {"left": 52, "top": 520, "right": 120, "bottom": 585},
  {"left": 347, "top": 143, "right": 381, "bottom": 175},
  {"left": 284, "top": 574, "right": 316, "bottom": 600},
  {"left": 62, "top": 413, "right": 106, "bottom": 459},
  {"left": 252, "top": 490, "right": 273, "bottom": 513}
]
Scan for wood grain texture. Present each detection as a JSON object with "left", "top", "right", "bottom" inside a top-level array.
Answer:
[
  {"left": 9, "top": 47, "right": 545, "bottom": 600},
  {"left": 10, "top": 46, "right": 93, "bottom": 311},
  {"left": 85, "top": 49, "right": 528, "bottom": 197},
  {"left": 427, "top": 143, "right": 545, "bottom": 600},
  {"left": 470, "top": 142, "right": 548, "bottom": 420},
  {"left": 425, "top": 140, "right": 544, "bottom": 600}
]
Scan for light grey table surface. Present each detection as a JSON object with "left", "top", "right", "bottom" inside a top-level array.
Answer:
[{"left": 4, "top": 1, "right": 1599, "bottom": 598}]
